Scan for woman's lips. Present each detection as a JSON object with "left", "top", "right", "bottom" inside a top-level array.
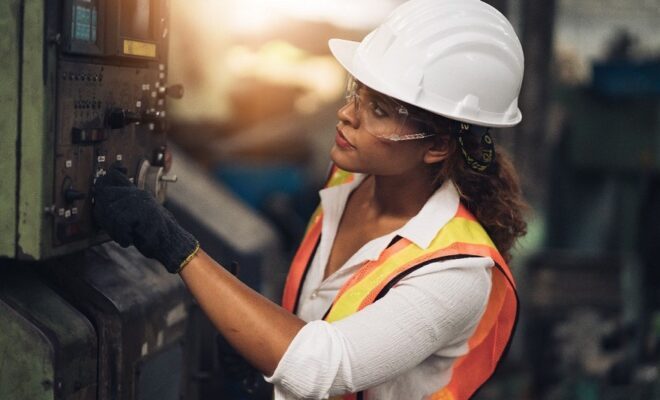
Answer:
[{"left": 335, "top": 128, "right": 354, "bottom": 149}]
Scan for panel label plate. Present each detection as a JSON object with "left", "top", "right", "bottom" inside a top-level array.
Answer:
[{"left": 123, "top": 39, "right": 156, "bottom": 58}]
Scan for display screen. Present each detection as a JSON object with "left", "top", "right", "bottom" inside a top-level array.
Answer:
[
  {"left": 71, "top": 2, "right": 98, "bottom": 43},
  {"left": 121, "top": 0, "right": 153, "bottom": 41},
  {"left": 63, "top": 0, "right": 161, "bottom": 58}
]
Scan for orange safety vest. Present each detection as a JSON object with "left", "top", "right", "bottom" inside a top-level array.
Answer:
[{"left": 282, "top": 166, "right": 519, "bottom": 400}]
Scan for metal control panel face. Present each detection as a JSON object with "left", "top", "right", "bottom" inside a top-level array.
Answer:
[
  {"left": 0, "top": 0, "right": 175, "bottom": 259},
  {"left": 53, "top": 61, "right": 170, "bottom": 246}
]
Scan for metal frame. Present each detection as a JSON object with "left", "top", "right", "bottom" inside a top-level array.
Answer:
[{"left": 0, "top": 0, "right": 21, "bottom": 257}]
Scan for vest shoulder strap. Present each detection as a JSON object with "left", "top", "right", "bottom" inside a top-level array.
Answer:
[
  {"left": 324, "top": 205, "right": 511, "bottom": 322},
  {"left": 281, "top": 165, "right": 355, "bottom": 311}
]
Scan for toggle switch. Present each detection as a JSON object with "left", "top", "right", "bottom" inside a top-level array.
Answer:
[
  {"left": 107, "top": 108, "right": 142, "bottom": 129},
  {"left": 157, "top": 84, "right": 184, "bottom": 99},
  {"left": 61, "top": 176, "right": 86, "bottom": 204},
  {"left": 64, "top": 188, "right": 86, "bottom": 203}
]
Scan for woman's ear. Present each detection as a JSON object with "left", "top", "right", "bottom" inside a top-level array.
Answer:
[{"left": 423, "top": 136, "right": 451, "bottom": 165}]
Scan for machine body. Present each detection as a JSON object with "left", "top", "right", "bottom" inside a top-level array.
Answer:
[{"left": 0, "top": 0, "right": 175, "bottom": 260}]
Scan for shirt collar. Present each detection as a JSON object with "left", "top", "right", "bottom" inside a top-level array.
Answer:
[
  {"left": 399, "top": 179, "right": 460, "bottom": 249},
  {"left": 319, "top": 172, "right": 461, "bottom": 251}
]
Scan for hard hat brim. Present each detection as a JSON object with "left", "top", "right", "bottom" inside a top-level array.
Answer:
[
  {"left": 329, "top": 38, "right": 435, "bottom": 122},
  {"left": 328, "top": 38, "right": 522, "bottom": 128},
  {"left": 328, "top": 38, "right": 358, "bottom": 71},
  {"left": 328, "top": 38, "right": 392, "bottom": 105}
]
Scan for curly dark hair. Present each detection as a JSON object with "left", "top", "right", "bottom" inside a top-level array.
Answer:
[{"left": 411, "top": 109, "right": 529, "bottom": 262}]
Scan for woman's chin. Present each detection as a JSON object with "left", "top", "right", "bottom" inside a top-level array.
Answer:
[{"left": 330, "top": 148, "right": 359, "bottom": 172}]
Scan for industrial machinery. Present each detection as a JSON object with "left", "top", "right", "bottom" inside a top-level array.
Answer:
[
  {"left": 0, "top": 1, "right": 282, "bottom": 399},
  {"left": 0, "top": 245, "right": 191, "bottom": 400},
  {"left": 0, "top": 0, "right": 189, "bottom": 398},
  {"left": 0, "top": 0, "right": 180, "bottom": 260}
]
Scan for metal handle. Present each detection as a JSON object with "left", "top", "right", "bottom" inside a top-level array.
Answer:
[{"left": 160, "top": 174, "right": 178, "bottom": 183}]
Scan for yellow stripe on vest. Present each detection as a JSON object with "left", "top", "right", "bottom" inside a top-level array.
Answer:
[
  {"left": 430, "top": 387, "right": 456, "bottom": 400},
  {"left": 326, "top": 216, "right": 494, "bottom": 322},
  {"left": 327, "top": 168, "right": 354, "bottom": 187}
]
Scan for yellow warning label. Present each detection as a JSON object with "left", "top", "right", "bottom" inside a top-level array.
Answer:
[{"left": 123, "top": 39, "right": 157, "bottom": 58}]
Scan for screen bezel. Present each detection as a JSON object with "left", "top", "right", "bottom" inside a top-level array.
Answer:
[
  {"left": 108, "top": 0, "right": 165, "bottom": 60},
  {"left": 62, "top": 0, "right": 105, "bottom": 56}
]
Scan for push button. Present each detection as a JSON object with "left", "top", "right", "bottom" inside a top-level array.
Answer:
[{"left": 72, "top": 127, "right": 108, "bottom": 143}]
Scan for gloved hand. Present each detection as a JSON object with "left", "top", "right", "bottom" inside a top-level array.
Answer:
[{"left": 93, "top": 164, "right": 200, "bottom": 273}]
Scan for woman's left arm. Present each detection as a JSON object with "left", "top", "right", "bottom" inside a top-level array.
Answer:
[{"left": 180, "top": 250, "right": 305, "bottom": 376}]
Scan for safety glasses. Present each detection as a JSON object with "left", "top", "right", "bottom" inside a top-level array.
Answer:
[{"left": 344, "top": 76, "right": 436, "bottom": 141}]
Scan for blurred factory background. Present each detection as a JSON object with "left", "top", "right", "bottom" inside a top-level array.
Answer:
[
  {"left": 2, "top": 0, "right": 660, "bottom": 399},
  {"left": 164, "top": 0, "right": 660, "bottom": 398}
]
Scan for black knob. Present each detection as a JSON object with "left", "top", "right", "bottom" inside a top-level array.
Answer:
[
  {"left": 64, "top": 188, "right": 86, "bottom": 203},
  {"left": 107, "top": 108, "right": 141, "bottom": 129},
  {"left": 165, "top": 84, "right": 184, "bottom": 99}
]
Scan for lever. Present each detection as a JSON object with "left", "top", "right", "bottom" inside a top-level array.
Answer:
[{"left": 107, "top": 108, "right": 141, "bottom": 129}]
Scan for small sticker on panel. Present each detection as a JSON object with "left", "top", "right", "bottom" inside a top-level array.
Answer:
[
  {"left": 97, "top": 155, "right": 106, "bottom": 163},
  {"left": 165, "top": 303, "right": 187, "bottom": 326},
  {"left": 58, "top": 208, "right": 65, "bottom": 216},
  {"left": 116, "top": 154, "right": 123, "bottom": 161},
  {"left": 64, "top": 210, "right": 72, "bottom": 218},
  {"left": 65, "top": 160, "right": 72, "bottom": 168},
  {"left": 72, "top": 207, "right": 78, "bottom": 215}
]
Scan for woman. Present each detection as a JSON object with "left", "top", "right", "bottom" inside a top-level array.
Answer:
[{"left": 93, "top": 0, "right": 527, "bottom": 398}]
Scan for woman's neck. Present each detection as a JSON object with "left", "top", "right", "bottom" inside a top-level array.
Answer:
[{"left": 362, "top": 168, "right": 439, "bottom": 219}]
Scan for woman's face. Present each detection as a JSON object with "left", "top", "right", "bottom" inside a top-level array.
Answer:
[{"left": 330, "top": 85, "right": 445, "bottom": 176}]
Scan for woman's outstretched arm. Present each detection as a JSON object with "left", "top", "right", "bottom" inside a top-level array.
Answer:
[{"left": 180, "top": 249, "right": 306, "bottom": 376}]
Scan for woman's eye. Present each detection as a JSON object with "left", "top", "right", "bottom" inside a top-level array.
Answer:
[{"left": 368, "top": 101, "right": 389, "bottom": 118}]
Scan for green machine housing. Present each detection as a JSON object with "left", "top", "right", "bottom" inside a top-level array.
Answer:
[
  {"left": 0, "top": 0, "right": 178, "bottom": 260},
  {"left": 0, "top": 1, "right": 283, "bottom": 399}
]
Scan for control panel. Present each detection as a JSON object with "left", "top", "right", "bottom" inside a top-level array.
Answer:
[
  {"left": 52, "top": 61, "right": 180, "bottom": 245},
  {"left": 0, "top": 0, "right": 182, "bottom": 259}
]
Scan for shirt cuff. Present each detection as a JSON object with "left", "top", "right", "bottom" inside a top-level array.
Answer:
[{"left": 265, "top": 320, "right": 348, "bottom": 399}]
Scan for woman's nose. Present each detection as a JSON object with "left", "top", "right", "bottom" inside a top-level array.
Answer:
[{"left": 337, "top": 101, "right": 359, "bottom": 128}]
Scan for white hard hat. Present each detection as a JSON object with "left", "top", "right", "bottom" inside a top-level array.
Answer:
[{"left": 329, "top": 0, "right": 524, "bottom": 128}]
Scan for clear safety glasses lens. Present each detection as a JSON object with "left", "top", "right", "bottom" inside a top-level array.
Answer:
[{"left": 344, "top": 76, "right": 435, "bottom": 141}]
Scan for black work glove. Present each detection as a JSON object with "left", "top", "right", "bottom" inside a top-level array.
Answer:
[{"left": 93, "top": 165, "right": 199, "bottom": 273}]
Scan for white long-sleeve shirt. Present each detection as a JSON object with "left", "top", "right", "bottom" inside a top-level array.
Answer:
[{"left": 266, "top": 174, "right": 494, "bottom": 399}]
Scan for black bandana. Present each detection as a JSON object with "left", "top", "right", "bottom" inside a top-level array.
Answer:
[{"left": 455, "top": 122, "right": 495, "bottom": 172}]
